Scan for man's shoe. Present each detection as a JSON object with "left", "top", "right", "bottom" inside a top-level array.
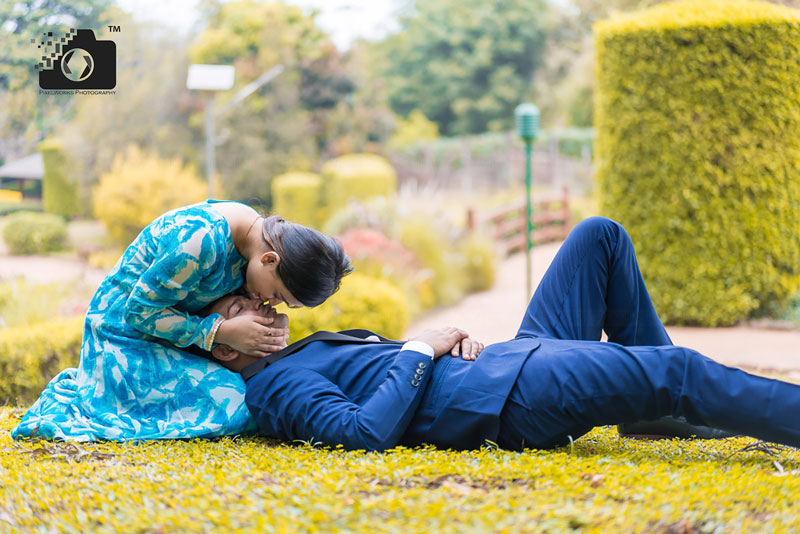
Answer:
[{"left": 617, "top": 416, "right": 740, "bottom": 440}]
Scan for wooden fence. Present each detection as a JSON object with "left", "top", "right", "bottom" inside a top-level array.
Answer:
[{"left": 466, "top": 187, "right": 571, "bottom": 256}]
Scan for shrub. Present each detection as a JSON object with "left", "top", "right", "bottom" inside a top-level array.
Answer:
[
  {"left": 1, "top": 211, "right": 68, "bottom": 255},
  {"left": 284, "top": 273, "right": 409, "bottom": 342},
  {"left": 320, "top": 154, "right": 397, "bottom": 211},
  {"left": 400, "top": 218, "right": 467, "bottom": 307},
  {"left": 339, "top": 228, "right": 434, "bottom": 316},
  {"left": 271, "top": 172, "right": 322, "bottom": 228},
  {"left": 594, "top": 0, "right": 800, "bottom": 326},
  {"left": 0, "top": 278, "right": 91, "bottom": 329},
  {"left": 387, "top": 109, "right": 440, "bottom": 151},
  {"left": 460, "top": 235, "right": 496, "bottom": 293},
  {"left": 93, "top": 146, "right": 207, "bottom": 246},
  {"left": 40, "top": 139, "right": 79, "bottom": 218},
  {"left": 0, "top": 317, "right": 83, "bottom": 405},
  {"left": 0, "top": 199, "right": 43, "bottom": 216}
]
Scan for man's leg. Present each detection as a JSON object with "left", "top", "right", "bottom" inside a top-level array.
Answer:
[
  {"left": 516, "top": 216, "right": 671, "bottom": 346},
  {"left": 498, "top": 339, "right": 800, "bottom": 450}
]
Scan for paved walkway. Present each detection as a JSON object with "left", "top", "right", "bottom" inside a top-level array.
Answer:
[{"left": 406, "top": 243, "right": 800, "bottom": 379}]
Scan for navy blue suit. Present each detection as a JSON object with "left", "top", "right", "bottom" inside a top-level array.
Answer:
[{"left": 245, "top": 217, "right": 800, "bottom": 451}]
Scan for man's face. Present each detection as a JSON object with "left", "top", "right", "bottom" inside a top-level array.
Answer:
[{"left": 206, "top": 294, "right": 289, "bottom": 371}]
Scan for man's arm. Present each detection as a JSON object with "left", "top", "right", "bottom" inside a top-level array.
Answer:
[{"left": 246, "top": 349, "right": 434, "bottom": 451}]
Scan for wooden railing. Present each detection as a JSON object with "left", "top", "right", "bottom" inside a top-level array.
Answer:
[{"left": 466, "top": 187, "right": 570, "bottom": 256}]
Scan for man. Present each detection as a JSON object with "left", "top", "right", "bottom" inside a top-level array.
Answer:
[{"left": 206, "top": 217, "right": 800, "bottom": 451}]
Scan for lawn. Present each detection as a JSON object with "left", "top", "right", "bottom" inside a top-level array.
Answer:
[{"left": 1, "top": 409, "right": 798, "bottom": 533}]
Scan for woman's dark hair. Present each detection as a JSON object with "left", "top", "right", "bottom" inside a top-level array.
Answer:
[{"left": 261, "top": 215, "right": 353, "bottom": 307}]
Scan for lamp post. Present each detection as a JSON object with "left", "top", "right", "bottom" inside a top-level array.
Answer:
[
  {"left": 187, "top": 64, "right": 284, "bottom": 197},
  {"left": 514, "top": 103, "right": 540, "bottom": 299}
]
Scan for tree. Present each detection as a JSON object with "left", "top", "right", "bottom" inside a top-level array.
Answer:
[
  {"left": 371, "top": 0, "right": 551, "bottom": 136},
  {"left": 0, "top": 0, "right": 111, "bottom": 162},
  {"left": 190, "top": 0, "right": 356, "bottom": 203}
]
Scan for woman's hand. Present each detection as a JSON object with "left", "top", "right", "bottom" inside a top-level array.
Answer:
[{"left": 214, "top": 315, "right": 290, "bottom": 358}]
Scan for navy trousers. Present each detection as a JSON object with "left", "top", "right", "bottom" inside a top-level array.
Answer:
[{"left": 497, "top": 217, "right": 800, "bottom": 450}]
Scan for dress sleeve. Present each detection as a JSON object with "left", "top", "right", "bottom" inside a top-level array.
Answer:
[
  {"left": 245, "top": 350, "right": 433, "bottom": 451},
  {"left": 123, "top": 224, "right": 224, "bottom": 349}
]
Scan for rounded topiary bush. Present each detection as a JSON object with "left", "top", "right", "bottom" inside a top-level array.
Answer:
[
  {"left": 271, "top": 172, "right": 322, "bottom": 228},
  {"left": 2, "top": 211, "right": 68, "bottom": 255},
  {"left": 320, "top": 154, "right": 397, "bottom": 210},
  {"left": 93, "top": 145, "right": 207, "bottom": 246},
  {"left": 594, "top": 0, "right": 800, "bottom": 326}
]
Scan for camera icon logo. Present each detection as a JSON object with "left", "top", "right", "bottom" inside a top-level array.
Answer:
[{"left": 35, "top": 29, "right": 115, "bottom": 90}]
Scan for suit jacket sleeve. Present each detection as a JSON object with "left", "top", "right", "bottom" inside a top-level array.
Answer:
[{"left": 245, "top": 350, "right": 433, "bottom": 451}]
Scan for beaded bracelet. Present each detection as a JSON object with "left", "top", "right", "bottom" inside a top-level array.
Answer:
[{"left": 204, "top": 317, "right": 226, "bottom": 351}]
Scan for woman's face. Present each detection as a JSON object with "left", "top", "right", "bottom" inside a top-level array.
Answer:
[{"left": 243, "top": 251, "right": 303, "bottom": 308}]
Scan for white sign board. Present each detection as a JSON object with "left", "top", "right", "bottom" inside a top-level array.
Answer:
[{"left": 187, "top": 64, "right": 235, "bottom": 91}]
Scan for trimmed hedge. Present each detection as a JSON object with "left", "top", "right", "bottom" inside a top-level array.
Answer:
[
  {"left": 594, "top": 0, "right": 800, "bottom": 326},
  {"left": 320, "top": 154, "right": 397, "bottom": 210},
  {"left": 0, "top": 317, "right": 83, "bottom": 405},
  {"left": 40, "top": 139, "right": 79, "bottom": 218},
  {"left": 284, "top": 273, "right": 410, "bottom": 342},
  {"left": 271, "top": 172, "right": 322, "bottom": 228},
  {"left": 1, "top": 211, "right": 68, "bottom": 255}
]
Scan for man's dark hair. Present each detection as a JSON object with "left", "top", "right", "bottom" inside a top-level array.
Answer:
[{"left": 261, "top": 215, "right": 353, "bottom": 307}]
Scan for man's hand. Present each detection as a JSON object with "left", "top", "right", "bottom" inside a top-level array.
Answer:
[
  {"left": 215, "top": 315, "right": 290, "bottom": 358},
  {"left": 410, "top": 327, "right": 483, "bottom": 360},
  {"left": 449, "top": 337, "right": 484, "bottom": 361}
]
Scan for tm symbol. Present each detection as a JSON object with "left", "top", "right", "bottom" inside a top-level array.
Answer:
[{"left": 108, "top": 25, "right": 121, "bottom": 32}]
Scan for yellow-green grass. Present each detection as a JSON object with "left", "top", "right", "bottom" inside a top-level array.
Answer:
[{"left": 1, "top": 409, "right": 798, "bottom": 533}]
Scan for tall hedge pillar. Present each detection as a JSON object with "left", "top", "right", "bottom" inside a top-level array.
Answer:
[
  {"left": 40, "top": 139, "right": 79, "bottom": 218},
  {"left": 594, "top": 0, "right": 800, "bottom": 326}
]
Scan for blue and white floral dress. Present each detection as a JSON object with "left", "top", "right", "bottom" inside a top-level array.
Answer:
[{"left": 12, "top": 200, "right": 256, "bottom": 441}]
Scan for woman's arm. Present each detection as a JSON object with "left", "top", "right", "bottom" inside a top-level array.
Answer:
[
  {"left": 123, "top": 231, "right": 223, "bottom": 349},
  {"left": 246, "top": 349, "right": 434, "bottom": 451}
]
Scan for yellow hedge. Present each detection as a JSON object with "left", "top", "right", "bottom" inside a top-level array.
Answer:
[
  {"left": 270, "top": 171, "right": 322, "bottom": 228},
  {"left": 0, "top": 317, "right": 83, "bottom": 405},
  {"left": 283, "top": 273, "right": 409, "bottom": 342},
  {"left": 93, "top": 146, "right": 207, "bottom": 246},
  {"left": 594, "top": 0, "right": 800, "bottom": 326},
  {"left": 320, "top": 154, "right": 397, "bottom": 210}
]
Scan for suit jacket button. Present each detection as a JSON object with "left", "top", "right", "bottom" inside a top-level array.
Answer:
[
  {"left": 418, "top": 362, "right": 427, "bottom": 369},
  {"left": 411, "top": 379, "right": 420, "bottom": 387}
]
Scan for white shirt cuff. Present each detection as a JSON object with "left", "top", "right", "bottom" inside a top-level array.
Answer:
[{"left": 401, "top": 340, "right": 435, "bottom": 359}]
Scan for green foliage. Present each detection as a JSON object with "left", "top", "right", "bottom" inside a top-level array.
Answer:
[
  {"left": 387, "top": 110, "right": 440, "bottom": 151},
  {"left": 320, "top": 154, "right": 397, "bottom": 210},
  {"left": 0, "top": 0, "right": 111, "bottom": 159},
  {"left": 0, "top": 199, "right": 43, "bottom": 216},
  {"left": 460, "top": 235, "right": 496, "bottom": 293},
  {"left": 372, "top": 0, "right": 550, "bottom": 135},
  {"left": 0, "top": 317, "right": 83, "bottom": 405},
  {"left": 284, "top": 273, "right": 409, "bottom": 341},
  {"left": 594, "top": 0, "right": 800, "bottom": 326},
  {"left": 40, "top": 139, "right": 79, "bottom": 218},
  {"left": 1, "top": 211, "right": 68, "bottom": 255},
  {"left": 190, "top": 0, "right": 354, "bottom": 201},
  {"left": 0, "top": 278, "right": 93, "bottom": 329},
  {"left": 400, "top": 218, "right": 468, "bottom": 307},
  {"left": 92, "top": 146, "right": 207, "bottom": 246},
  {"left": 55, "top": 9, "right": 197, "bottom": 208},
  {"left": 271, "top": 172, "right": 322, "bottom": 228}
]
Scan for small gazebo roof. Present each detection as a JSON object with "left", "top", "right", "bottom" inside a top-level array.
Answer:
[{"left": 0, "top": 153, "right": 44, "bottom": 180}]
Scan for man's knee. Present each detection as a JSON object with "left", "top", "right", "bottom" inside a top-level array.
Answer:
[{"left": 569, "top": 216, "right": 630, "bottom": 255}]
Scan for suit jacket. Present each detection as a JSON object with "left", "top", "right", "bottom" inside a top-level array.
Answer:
[{"left": 243, "top": 330, "right": 541, "bottom": 451}]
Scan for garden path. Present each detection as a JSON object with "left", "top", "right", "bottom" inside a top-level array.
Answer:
[{"left": 406, "top": 242, "right": 800, "bottom": 379}]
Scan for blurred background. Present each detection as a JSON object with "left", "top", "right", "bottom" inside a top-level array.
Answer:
[{"left": 3, "top": 0, "right": 800, "bottom": 396}]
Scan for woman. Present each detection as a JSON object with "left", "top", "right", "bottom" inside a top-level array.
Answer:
[{"left": 12, "top": 199, "right": 352, "bottom": 441}]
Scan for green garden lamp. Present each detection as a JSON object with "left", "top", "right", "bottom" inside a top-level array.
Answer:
[{"left": 515, "top": 103, "right": 540, "bottom": 298}]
